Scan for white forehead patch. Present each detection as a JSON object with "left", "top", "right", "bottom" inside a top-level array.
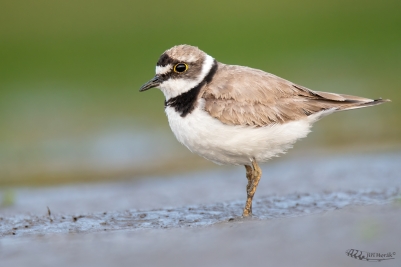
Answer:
[{"left": 156, "top": 64, "right": 172, "bottom": 75}]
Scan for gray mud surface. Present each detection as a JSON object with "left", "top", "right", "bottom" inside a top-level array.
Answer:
[
  {"left": 1, "top": 152, "right": 401, "bottom": 267},
  {"left": 1, "top": 189, "right": 398, "bottom": 237}
]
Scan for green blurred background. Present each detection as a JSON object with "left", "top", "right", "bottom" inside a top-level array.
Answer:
[{"left": 0, "top": 0, "right": 400, "bottom": 186}]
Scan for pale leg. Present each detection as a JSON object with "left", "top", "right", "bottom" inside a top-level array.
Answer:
[{"left": 242, "top": 159, "right": 262, "bottom": 217}]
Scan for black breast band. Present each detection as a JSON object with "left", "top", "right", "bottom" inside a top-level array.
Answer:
[{"left": 165, "top": 60, "right": 218, "bottom": 117}]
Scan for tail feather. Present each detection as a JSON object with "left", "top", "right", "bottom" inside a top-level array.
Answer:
[
  {"left": 336, "top": 97, "right": 390, "bottom": 111},
  {"left": 311, "top": 90, "right": 390, "bottom": 111}
]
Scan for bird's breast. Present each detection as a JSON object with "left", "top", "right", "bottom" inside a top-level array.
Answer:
[{"left": 164, "top": 105, "right": 313, "bottom": 166}]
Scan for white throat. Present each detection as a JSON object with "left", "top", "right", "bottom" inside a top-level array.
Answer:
[{"left": 158, "top": 54, "right": 215, "bottom": 100}]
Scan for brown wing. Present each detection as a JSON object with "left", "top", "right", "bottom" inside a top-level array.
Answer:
[{"left": 201, "top": 63, "right": 387, "bottom": 127}]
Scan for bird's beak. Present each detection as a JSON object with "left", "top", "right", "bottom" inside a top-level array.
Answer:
[{"left": 139, "top": 76, "right": 162, "bottom": 92}]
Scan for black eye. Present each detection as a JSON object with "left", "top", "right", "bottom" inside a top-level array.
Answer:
[{"left": 174, "top": 63, "right": 188, "bottom": 73}]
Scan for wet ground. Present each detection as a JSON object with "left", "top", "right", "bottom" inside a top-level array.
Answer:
[{"left": 1, "top": 151, "right": 401, "bottom": 266}]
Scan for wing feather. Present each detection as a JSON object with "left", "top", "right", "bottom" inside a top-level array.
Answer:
[{"left": 201, "top": 63, "right": 385, "bottom": 126}]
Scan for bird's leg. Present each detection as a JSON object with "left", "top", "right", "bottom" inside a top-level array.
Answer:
[
  {"left": 243, "top": 164, "right": 253, "bottom": 216},
  {"left": 242, "top": 159, "right": 262, "bottom": 217},
  {"left": 245, "top": 164, "right": 253, "bottom": 194}
]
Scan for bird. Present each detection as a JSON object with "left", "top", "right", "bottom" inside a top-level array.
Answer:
[{"left": 139, "top": 44, "right": 390, "bottom": 217}]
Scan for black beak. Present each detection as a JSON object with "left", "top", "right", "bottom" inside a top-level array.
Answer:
[{"left": 139, "top": 76, "right": 161, "bottom": 92}]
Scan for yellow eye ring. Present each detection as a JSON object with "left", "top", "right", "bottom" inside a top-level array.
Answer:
[{"left": 173, "top": 63, "right": 188, "bottom": 73}]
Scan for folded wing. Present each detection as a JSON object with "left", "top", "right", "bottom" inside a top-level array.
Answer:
[{"left": 201, "top": 64, "right": 389, "bottom": 127}]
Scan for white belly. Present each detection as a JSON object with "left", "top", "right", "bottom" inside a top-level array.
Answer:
[{"left": 165, "top": 105, "right": 315, "bottom": 166}]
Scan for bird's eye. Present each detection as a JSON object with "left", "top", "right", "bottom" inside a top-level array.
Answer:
[{"left": 173, "top": 63, "right": 188, "bottom": 73}]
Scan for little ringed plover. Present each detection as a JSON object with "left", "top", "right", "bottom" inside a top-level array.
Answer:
[{"left": 140, "top": 44, "right": 390, "bottom": 217}]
